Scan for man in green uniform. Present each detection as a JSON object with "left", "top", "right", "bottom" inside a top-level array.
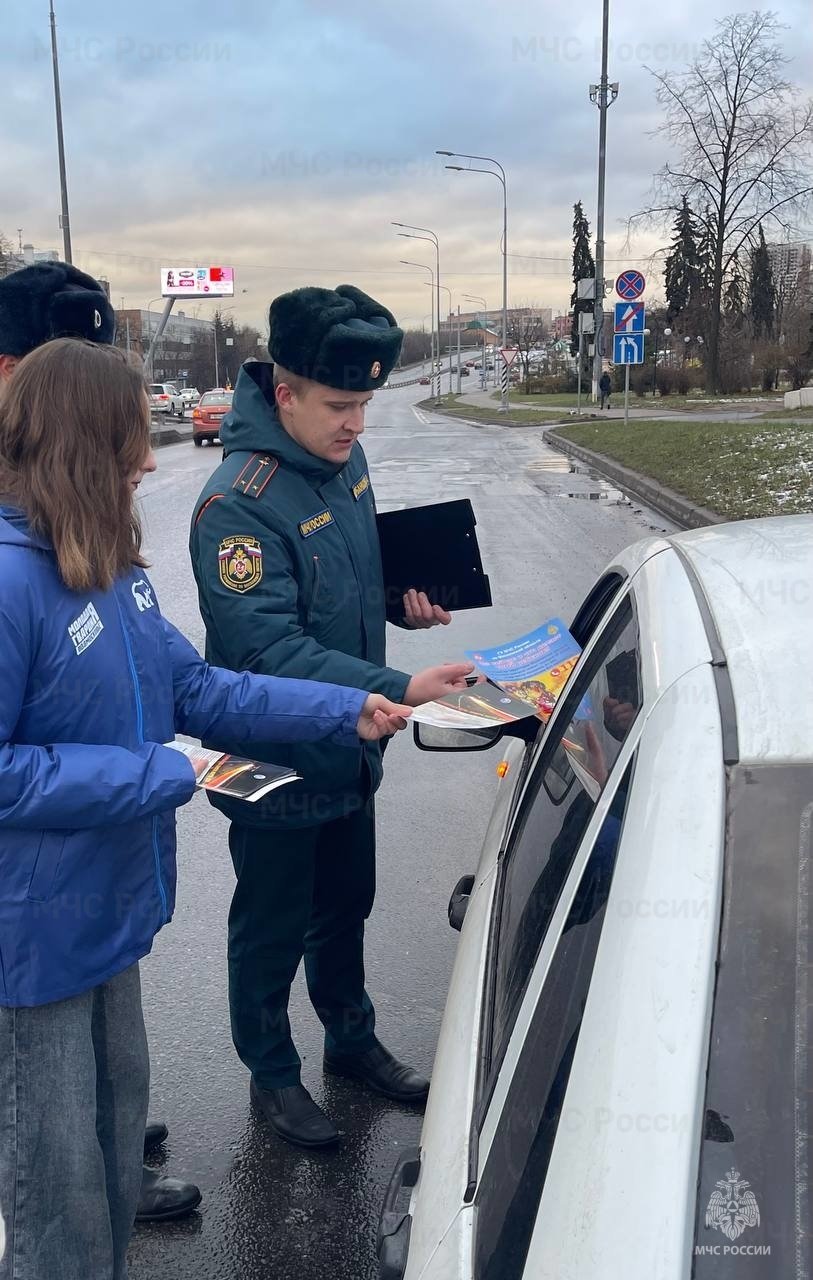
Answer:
[{"left": 189, "top": 284, "right": 471, "bottom": 1148}]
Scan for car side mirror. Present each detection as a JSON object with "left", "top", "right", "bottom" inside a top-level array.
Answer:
[{"left": 413, "top": 722, "right": 503, "bottom": 752}]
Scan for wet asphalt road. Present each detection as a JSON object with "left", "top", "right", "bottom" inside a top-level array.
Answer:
[{"left": 127, "top": 378, "right": 672, "bottom": 1280}]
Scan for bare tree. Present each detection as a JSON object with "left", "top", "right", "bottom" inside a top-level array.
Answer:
[
  {"left": 632, "top": 12, "right": 813, "bottom": 392},
  {"left": 0, "top": 230, "right": 16, "bottom": 279},
  {"left": 506, "top": 308, "right": 548, "bottom": 394}
]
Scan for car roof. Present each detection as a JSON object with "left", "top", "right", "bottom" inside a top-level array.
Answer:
[{"left": 666, "top": 515, "right": 813, "bottom": 765}]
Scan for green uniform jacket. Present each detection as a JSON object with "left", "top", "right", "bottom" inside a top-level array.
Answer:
[{"left": 189, "top": 362, "right": 411, "bottom": 829}]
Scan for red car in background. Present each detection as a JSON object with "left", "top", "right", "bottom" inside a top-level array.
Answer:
[{"left": 192, "top": 389, "right": 233, "bottom": 446}]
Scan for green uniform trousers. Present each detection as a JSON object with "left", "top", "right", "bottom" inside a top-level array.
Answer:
[{"left": 227, "top": 803, "right": 377, "bottom": 1089}]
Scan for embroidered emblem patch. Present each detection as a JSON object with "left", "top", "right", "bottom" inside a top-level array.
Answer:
[
  {"left": 298, "top": 509, "right": 334, "bottom": 538},
  {"left": 370, "top": 360, "right": 381, "bottom": 378},
  {"left": 218, "top": 536, "right": 263, "bottom": 593},
  {"left": 352, "top": 473, "right": 370, "bottom": 501}
]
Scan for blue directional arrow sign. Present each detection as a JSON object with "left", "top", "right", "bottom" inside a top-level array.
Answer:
[
  {"left": 614, "top": 301, "right": 645, "bottom": 333},
  {"left": 613, "top": 333, "right": 645, "bottom": 364}
]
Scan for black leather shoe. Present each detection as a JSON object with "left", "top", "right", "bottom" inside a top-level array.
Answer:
[
  {"left": 135, "top": 1166, "right": 202, "bottom": 1222},
  {"left": 143, "top": 1121, "right": 168, "bottom": 1157},
  {"left": 249, "top": 1079, "right": 340, "bottom": 1149},
  {"left": 324, "top": 1041, "right": 429, "bottom": 1104}
]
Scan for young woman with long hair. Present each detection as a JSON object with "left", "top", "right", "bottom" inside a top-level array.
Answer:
[{"left": 0, "top": 338, "right": 409, "bottom": 1280}]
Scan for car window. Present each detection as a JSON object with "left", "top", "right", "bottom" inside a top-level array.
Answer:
[
  {"left": 149, "top": 384, "right": 164, "bottom": 395},
  {"left": 473, "top": 759, "right": 635, "bottom": 1280},
  {"left": 199, "top": 392, "right": 233, "bottom": 407},
  {"left": 485, "top": 596, "right": 640, "bottom": 1084}
]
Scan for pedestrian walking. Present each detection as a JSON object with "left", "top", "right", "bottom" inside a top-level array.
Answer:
[
  {"left": 599, "top": 370, "right": 613, "bottom": 409},
  {"left": 0, "top": 260, "right": 201, "bottom": 1223},
  {"left": 0, "top": 336, "right": 409, "bottom": 1280},
  {"left": 190, "top": 284, "right": 472, "bottom": 1148}
]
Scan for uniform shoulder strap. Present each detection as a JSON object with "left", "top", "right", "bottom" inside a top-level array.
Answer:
[{"left": 231, "top": 452, "right": 279, "bottom": 498}]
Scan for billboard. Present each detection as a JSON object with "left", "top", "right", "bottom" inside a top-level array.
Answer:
[{"left": 160, "top": 266, "right": 235, "bottom": 298}]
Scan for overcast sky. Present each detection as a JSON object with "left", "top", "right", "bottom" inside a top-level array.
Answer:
[{"left": 3, "top": 0, "right": 811, "bottom": 329}]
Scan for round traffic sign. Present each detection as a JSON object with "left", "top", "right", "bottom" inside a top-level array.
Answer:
[{"left": 615, "top": 269, "right": 646, "bottom": 300}]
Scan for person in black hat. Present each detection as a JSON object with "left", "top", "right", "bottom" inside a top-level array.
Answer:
[
  {"left": 189, "top": 284, "right": 472, "bottom": 1148},
  {"left": 0, "top": 261, "right": 202, "bottom": 1223}
]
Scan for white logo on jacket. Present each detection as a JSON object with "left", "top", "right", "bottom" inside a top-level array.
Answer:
[
  {"left": 68, "top": 602, "right": 104, "bottom": 655},
  {"left": 131, "top": 579, "right": 154, "bottom": 612}
]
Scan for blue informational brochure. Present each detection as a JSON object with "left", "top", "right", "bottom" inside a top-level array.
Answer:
[{"left": 465, "top": 618, "right": 581, "bottom": 721}]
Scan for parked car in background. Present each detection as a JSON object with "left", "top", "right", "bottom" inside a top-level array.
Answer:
[
  {"left": 460, "top": 366, "right": 470, "bottom": 377},
  {"left": 149, "top": 383, "right": 185, "bottom": 417},
  {"left": 191, "top": 389, "right": 233, "bottom": 446},
  {"left": 419, "top": 376, "right": 431, "bottom": 385},
  {"left": 180, "top": 387, "right": 200, "bottom": 407},
  {"left": 379, "top": 514, "right": 813, "bottom": 1280}
]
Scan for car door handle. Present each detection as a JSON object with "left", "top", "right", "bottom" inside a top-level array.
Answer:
[
  {"left": 377, "top": 1146, "right": 420, "bottom": 1280},
  {"left": 448, "top": 874, "right": 475, "bottom": 932}
]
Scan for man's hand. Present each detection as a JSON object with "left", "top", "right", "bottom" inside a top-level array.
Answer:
[
  {"left": 403, "top": 589, "right": 452, "bottom": 629},
  {"left": 404, "top": 663, "right": 475, "bottom": 707},
  {"left": 357, "top": 694, "right": 412, "bottom": 741},
  {"left": 602, "top": 696, "right": 637, "bottom": 742}
]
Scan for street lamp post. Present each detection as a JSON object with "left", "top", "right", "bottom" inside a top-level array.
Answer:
[
  {"left": 438, "top": 150, "right": 508, "bottom": 412},
  {"left": 145, "top": 298, "right": 163, "bottom": 379},
  {"left": 464, "top": 294, "right": 489, "bottom": 389},
  {"left": 49, "top": 1, "right": 72, "bottom": 263},
  {"left": 428, "top": 282, "right": 454, "bottom": 395},
  {"left": 588, "top": 1, "right": 619, "bottom": 403},
  {"left": 400, "top": 260, "right": 436, "bottom": 387},
  {"left": 393, "top": 223, "right": 441, "bottom": 405}
]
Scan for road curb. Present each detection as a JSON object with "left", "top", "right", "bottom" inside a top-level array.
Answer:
[{"left": 543, "top": 429, "right": 724, "bottom": 531}]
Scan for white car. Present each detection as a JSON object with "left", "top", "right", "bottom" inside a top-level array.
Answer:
[
  {"left": 148, "top": 383, "right": 185, "bottom": 417},
  {"left": 379, "top": 514, "right": 813, "bottom": 1280},
  {"left": 180, "top": 386, "right": 200, "bottom": 407}
]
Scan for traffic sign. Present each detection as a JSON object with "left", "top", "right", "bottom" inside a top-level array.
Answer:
[
  {"left": 613, "top": 333, "right": 645, "bottom": 364},
  {"left": 499, "top": 347, "right": 519, "bottom": 366},
  {"left": 615, "top": 270, "right": 646, "bottom": 301},
  {"left": 614, "top": 301, "right": 645, "bottom": 333}
]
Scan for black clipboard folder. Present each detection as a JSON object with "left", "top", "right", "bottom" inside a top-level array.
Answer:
[{"left": 376, "top": 498, "right": 492, "bottom": 622}]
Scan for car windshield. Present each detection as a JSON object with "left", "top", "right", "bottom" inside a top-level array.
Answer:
[{"left": 199, "top": 393, "right": 233, "bottom": 407}]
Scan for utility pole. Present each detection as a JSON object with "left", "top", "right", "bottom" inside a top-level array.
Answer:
[
  {"left": 49, "top": 1, "right": 72, "bottom": 263},
  {"left": 590, "top": 0, "right": 618, "bottom": 402}
]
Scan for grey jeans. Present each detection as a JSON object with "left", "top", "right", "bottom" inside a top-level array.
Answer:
[{"left": 0, "top": 963, "right": 149, "bottom": 1280}]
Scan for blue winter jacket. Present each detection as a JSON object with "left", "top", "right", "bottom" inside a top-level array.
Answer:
[{"left": 0, "top": 506, "right": 368, "bottom": 1008}]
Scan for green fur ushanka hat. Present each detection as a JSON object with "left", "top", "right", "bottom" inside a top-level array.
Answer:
[{"left": 267, "top": 284, "right": 403, "bottom": 391}]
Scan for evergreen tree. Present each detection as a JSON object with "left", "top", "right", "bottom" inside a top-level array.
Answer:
[
  {"left": 664, "top": 196, "right": 705, "bottom": 322},
  {"left": 724, "top": 252, "right": 746, "bottom": 319},
  {"left": 749, "top": 224, "right": 775, "bottom": 339},
  {"left": 570, "top": 201, "right": 595, "bottom": 357}
]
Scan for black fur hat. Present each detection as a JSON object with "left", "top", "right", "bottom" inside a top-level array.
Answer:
[
  {"left": 0, "top": 262, "right": 116, "bottom": 357},
  {"left": 268, "top": 284, "right": 403, "bottom": 391}
]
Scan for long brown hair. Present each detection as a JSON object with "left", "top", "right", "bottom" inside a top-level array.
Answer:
[{"left": 0, "top": 338, "right": 151, "bottom": 591}]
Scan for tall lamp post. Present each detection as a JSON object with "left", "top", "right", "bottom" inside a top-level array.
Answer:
[
  {"left": 49, "top": 1, "right": 72, "bottom": 263},
  {"left": 393, "top": 223, "right": 441, "bottom": 405},
  {"left": 427, "top": 282, "right": 454, "bottom": 394},
  {"left": 464, "top": 294, "right": 490, "bottom": 388},
  {"left": 437, "top": 150, "right": 508, "bottom": 412},
  {"left": 400, "top": 260, "right": 436, "bottom": 386},
  {"left": 145, "top": 298, "right": 163, "bottom": 379},
  {"left": 589, "top": 1, "right": 619, "bottom": 403}
]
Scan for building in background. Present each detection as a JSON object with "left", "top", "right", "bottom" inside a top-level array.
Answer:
[
  {"left": 115, "top": 308, "right": 214, "bottom": 383},
  {"left": 553, "top": 313, "right": 572, "bottom": 340},
  {"left": 0, "top": 242, "right": 60, "bottom": 276},
  {"left": 766, "top": 242, "right": 812, "bottom": 298}
]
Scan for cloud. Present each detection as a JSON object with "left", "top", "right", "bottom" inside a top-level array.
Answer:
[{"left": 3, "top": 0, "right": 811, "bottom": 321}]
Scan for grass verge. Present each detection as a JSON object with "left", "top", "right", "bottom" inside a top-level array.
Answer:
[{"left": 555, "top": 419, "right": 813, "bottom": 520}]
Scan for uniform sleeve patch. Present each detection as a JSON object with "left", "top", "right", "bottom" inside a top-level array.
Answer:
[
  {"left": 298, "top": 509, "right": 334, "bottom": 538},
  {"left": 351, "top": 473, "right": 370, "bottom": 501},
  {"left": 218, "top": 536, "right": 263, "bottom": 592}
]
